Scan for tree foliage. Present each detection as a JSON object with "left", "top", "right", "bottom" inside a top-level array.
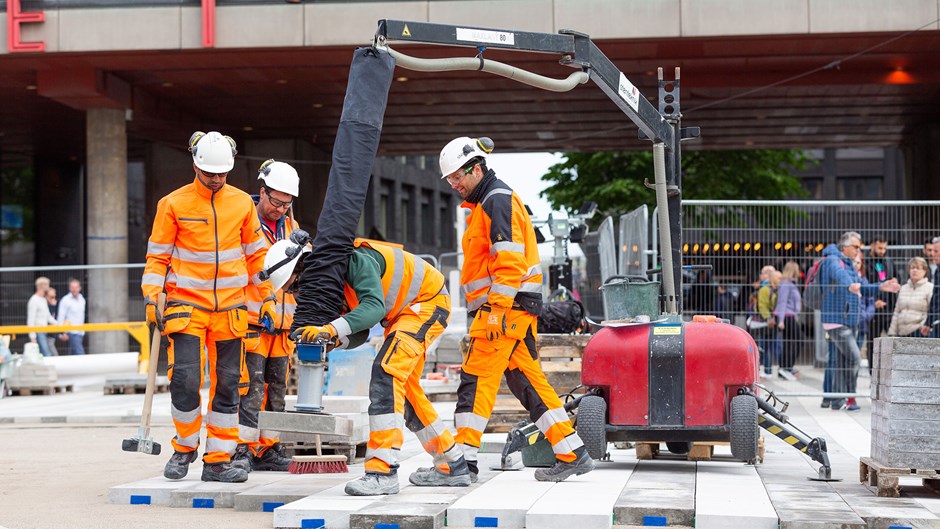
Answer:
[{"left": 540, "top": 150, "right": 812, "bottom": 227}]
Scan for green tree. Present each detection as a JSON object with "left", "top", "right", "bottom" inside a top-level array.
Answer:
[{"left": 540, "top": 150, "right": 812, "bottom": 227}]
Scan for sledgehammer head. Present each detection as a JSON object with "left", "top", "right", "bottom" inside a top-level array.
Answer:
[{"left": 122, "top": 436, "right": 162, "bottom": 455}]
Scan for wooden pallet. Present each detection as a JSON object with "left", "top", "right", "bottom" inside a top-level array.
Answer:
[
  {"left": 859, "top": 456, "right": 940, "bottom": 497},
  {"left": 103, "top": 382, "right": 169, "bottom": 395},
  {"left": 11, "top": 384, "right": 73, "bottom": 396},
  {"left": 635, "top": 436, "right": 765, "bottom": 462}
]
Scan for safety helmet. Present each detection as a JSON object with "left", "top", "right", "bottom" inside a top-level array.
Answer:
[
  {"left": 439, "top": 136, "right": 494, "bottom": 178},
  {"left": 189, "top": 131, "right": 237, "bottom": 173},
  {"left": 258, "top": 159, "right": 300, "bottom": 197},
  {"left": 263, "top": 239, "right": 311, "bottom": 292}
]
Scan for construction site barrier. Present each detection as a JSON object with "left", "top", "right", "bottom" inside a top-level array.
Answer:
[{"left": 0, "top": 322, "right": 152, "bottom": 374}]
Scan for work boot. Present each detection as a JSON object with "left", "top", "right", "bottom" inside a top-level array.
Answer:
[
  {"left": 252, "top": 445, "right": 292, "bottom": 472},
  {"left": 831, "top": 399, "right": 847, "bottom": 411},
  {"left": 534, "top": 447, "right": 595, "bottom": 482},
  {"left": 164, "top": 450, "right": 198, "bottom": 480},
  {"left": 820, "top": 398, "right": 832, "bottom": 409},
  {"left": 344, "top": 473, "right": 400, "bottom": 496},
  {"left": 201, "top": 460, "right": 249, "bottom": 483},
  {"left": 845, "top": 398, "right": 860, "bottom": 411},
  {"left": 409, "top": 457, "right": 472, "bottom": 487},
  {"left": 232, "top": 444, "right": 253, "bottom": 473}
]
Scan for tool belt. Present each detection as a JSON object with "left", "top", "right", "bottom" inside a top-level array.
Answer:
[{"left": 248, "top": 323, "right": 287, "bottom": 336}]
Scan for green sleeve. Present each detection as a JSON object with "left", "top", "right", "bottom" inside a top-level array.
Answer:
[
  {"left": 332, "top": 247, "right": 386, "bottom": 336},
  {"left": 343, "top": 329, "right": 370, "bottom": 350}
]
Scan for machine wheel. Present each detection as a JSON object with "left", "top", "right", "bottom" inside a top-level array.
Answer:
[
  {"left": 576, "top": 395, "right": 608, "bottom": 460},
  {"left": 730, "top": 394, "right": 759, "bottom": 462},
  {"left": 666, "top": 442, "right": 691, "bottom": 455}
]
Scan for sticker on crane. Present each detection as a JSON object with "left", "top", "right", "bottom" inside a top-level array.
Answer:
[
  {"left": 618, "top": 72, "right": 640, "bottom": 113},
  {"left": 653, "top": 325, "right": 681, "bottom": 336},
  {"left": 456, "top": 27, "right": 515, "bottom": 46},
  {"left": 401, "top": 24, "right": 411, "bottom": 37}
]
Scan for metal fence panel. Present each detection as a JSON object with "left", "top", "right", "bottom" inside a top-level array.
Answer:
[{"left": 618, "top": 205, "right": 648, "bottom": 277}]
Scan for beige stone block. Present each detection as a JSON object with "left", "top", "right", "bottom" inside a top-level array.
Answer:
[
  {"left": 809, "top": 0, "right": 939, "bottom": 33},
  {"left": 306, "top": 2, "right": 429, "bottom": 47},
  {"left": 58, "top": 7, "right": 182, "bottom": 52},
  {"left": 429, "top": 0, "right": 554, "bottom": 34},
  {"left": 680, "top": 0, "right": 809, "bottom": 37},
  {"left": 554, "top": 0, "right": 680, "bottom": 39}
]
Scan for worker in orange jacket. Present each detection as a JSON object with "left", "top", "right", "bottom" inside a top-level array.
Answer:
[
  {"left": 233, "top": 160, "right": 302, "bottom": 473},
  {"left": 293, "top": 239, "right": 471, "bottom": 496},
  {"left": 432, "top": 136, "right": 594, "bottom": 483},
  {"left": 143, "top": 131, "right": 276, "bottom": 483}
]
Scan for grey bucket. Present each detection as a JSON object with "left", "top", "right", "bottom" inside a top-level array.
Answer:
[{"left": 600, "top": 275, "right": 660, "bottom": 320}]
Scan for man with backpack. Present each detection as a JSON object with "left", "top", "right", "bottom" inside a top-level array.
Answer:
[{"left": 817, "top": 232, "right": 899, "bottom": 411}]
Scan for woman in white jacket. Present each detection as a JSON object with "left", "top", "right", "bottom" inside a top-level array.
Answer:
[{"left": 888, "top": 257, "right": 934, "bottom": 337}]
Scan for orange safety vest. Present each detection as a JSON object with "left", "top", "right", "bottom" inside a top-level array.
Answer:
[
  {"left": 460, "top": 180, "right": 543, "bottom": 312},
  {"left": 343, "top": 239, "right": 445, "bottom": 325},
  {"left": 142, "top": 176, "right": 273, "bottom": 311},
  {"left": 245, "top": 217, "right": 299, "bottom": 331}
]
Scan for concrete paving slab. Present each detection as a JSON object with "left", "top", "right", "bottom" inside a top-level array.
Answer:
[
  {"left": 233, "top": 474, "right": 351, "bottom": 512},
  {"left": 527, "top": 458, "right": 634, "bottom": 529},
  {"left": 446, "top": 467, "right": 554, "bottom": 528},
  {"left": 259, "top": 410, "right": 354, "bottom": 437},
  {"left": 272, "top": 491, "right": 379, "bottom": 529},
  {"left": 170, "top": 470, "right": 287, "bottom": 508},
  {"left": 349, "top": 502, "right": 446, "bottom": 529},
  {"left": 614, "top": 459, "right": 695, "bottom": 527},
  {"left": 838, "top": 488, "right": 940, "bottom": 528},
  {"left": 107, "top": 473, "right": 202, "bottom": 506},
  {"left": 695, "top": 462, "right": 777, "bottom": 529}
]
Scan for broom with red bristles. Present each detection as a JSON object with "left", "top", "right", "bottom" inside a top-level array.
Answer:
[{"left": 288, "top": 434, "right": 349, "bottom": 474}]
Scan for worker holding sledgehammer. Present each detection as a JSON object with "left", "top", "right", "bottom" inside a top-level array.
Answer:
[{"left": 142, "top": 131, "right": 276, "bottom": 483}]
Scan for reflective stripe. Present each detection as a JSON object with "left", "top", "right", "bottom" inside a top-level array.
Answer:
[
  {"left": 384, "top": 249, "right": 406, "bottom": 313},
  {"left": 521, "top": 264, "right": 543, "bottom": 281},
  {"left": 365, "top": 447, "right": 398, "bottom": 466},
  {"left": 166, "top": 271, "right": 178, "bottom": 284},
  {"left": 242, "top": 237, "right": 267, "bottom": 256},
  {"left": 239, "top": 425, "right": 260, "bottom": 443},
  {"left": 246, "top": 300, "right": 262, "bottom": 314},
  {"left": 251, "top": 272, "right": 266, "bottom": 287},
  {"left": 206, "top": 437, "right": 237, "bottom": 455},
  {"left": 176, "top": 274, "right": 248, "bottom": 290},
  {"left": 467, "top": 297, "right": 486, "bottom": 312},
  {"left": 171, "top": 405, "right": 201, "bottom": 425},
  {"left": 461, "top": 276, "right": 492, "bottom": 294},
  {"left": 535, "top": 407, "right": 570, "bottom": 433},
  {"left": 176, "top": 247, "right": 243, "bottom": 264},
  {"left": 141, "top": 273, "right": 166, "bottom": 288},
  {"left": 207, "top": 410, "right": 239, "bottom": 429},
  {"left": 331, "top": 317, "right": 352, "bottom": 339},
  {"left": 404, "top": 257, "right": 426, "bottom": 308},
  {"left": 442, "top": 444, "right": 464, "bottom": 463},
  {"left": 147, "top": 241, "right": 174, "bottom": 256},
  {"left": 491, "top": 241, "right": 525, "bottom": 255},
  {"left": 413, "top": 419, "right": 448, "bottom": 449},
  {"left": 454, "top": 412, "right": 489, "bottom": 432},
  {"left": 457, "top": 443, "right": 479, "bottom": 461},
  {"left": 281, "top": 303, "right": 296, "bottom": 315},
  {"left": 490, "top": 283, "right": 519, "bottom": 297},
  {"left": 481, "top": 188, "right": 512, "bottom": 206},
  {"left": 260, "top": 428, "right": 280, "bottom": 441},
  {"left": 176, "top": 432, "right": 201, "bottom": 449},
  {"left": 370, "top": 412, "right": 402, "bottom": 432},
  {"left": 552, "top": 434, "right": 584, "bottom": 455},
  {"left": 520, "top": 282, "right": 543, "bottom": 293}
]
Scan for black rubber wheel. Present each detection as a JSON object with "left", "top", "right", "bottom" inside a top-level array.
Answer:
[
  {"left": 666, "top": 442, "right": 691, "bottom": 455},
  {"left": 575, "top": 395, "right": 608, "bottom": 460},
  {"left": 730, "top": 394, "right": 759, "bottom": 462}
]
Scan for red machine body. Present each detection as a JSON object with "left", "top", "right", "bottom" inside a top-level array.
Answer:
[{"left": 581, "top": 320, "right": 758, "bottom": 440}]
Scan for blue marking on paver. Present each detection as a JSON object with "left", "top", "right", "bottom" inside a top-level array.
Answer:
[
  {"left": 301, "top": 518, "right": 326, "bottom": 529},
  {"left": 475, "top": 517, "right": 499, "bottom": 527},
  {"left": 375, "top": 524, "right": 400, "bottom": 529},
  {"left": 888, "top": 526, "right": 913, "bottom": 529},
  {"left": 644, "top": 515, "right": 668, "bottom": 526},
  {"left": 192, "top": 498, "right": 214, "bottom": 508},
  {"left": 129, "top": 495, "right": 151, "bottom": 505},
  {"left": 262, "top": 501, "right": 284, "bottom": 512}
]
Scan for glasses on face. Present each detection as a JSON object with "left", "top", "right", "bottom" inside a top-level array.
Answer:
[
  {"left": 264, "top": 188, "right": 292, "bottom": 209},
  {"left": 200, "top": 169, "right": 228, "bottom": 179},
  {"left": 445, "top": 164, "right": 476, "bottom": 185},
  {"left": 849, "top": 244, "right": 861, "bottom": 250}
]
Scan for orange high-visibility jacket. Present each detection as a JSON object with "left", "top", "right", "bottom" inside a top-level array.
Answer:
[
  {"left": 142, "top": 176, "right": 273, "bottom": 312},
  {"left": 337, "top": 239, "right": 446, "bottom": 333},
  {"left": 461, "top": 177, "right": 543, "bottom": 312},
  {"left": 245, "top": 214, "right": 299, "bottom": 330}
]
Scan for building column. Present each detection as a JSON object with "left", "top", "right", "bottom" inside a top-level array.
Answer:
[{"left": 87, "top": 108, "right": 128, "bottom": 354}]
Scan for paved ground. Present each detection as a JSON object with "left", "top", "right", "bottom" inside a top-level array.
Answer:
[{"left": 1, "top": 366, "right": 939, "bottom": 529}]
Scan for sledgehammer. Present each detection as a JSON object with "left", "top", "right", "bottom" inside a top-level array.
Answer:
[{"left": 121, "top": 293, "right": 166, "bottom": 455}]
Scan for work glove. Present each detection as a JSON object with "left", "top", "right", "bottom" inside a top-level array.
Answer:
[
  {"left": 145, "top": 299, "right": 164, "bottom": 332},
  {"left": 291, "top": 324, "right": 337, "bottom": 344},
  {"left": 485, "top": 305, "right": 507, "bottom": 341},
  {"left": 258, "top": 298, "right": 277, "bottom": 333}
]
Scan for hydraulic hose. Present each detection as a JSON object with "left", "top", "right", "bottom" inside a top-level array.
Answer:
[
  {"left": 384, "top": 46, "right": 589, "bottom": 93},
  {"left": 652, "top": 143, "right": 677, "bottom": 314}
]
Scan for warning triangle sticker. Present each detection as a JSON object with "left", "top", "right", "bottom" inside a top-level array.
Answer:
[{"left": 402, "top": 24, "right": 411, "bottom": 37}]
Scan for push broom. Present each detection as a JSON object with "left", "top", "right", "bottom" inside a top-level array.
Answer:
[{"left": 288, "top": 434, "right": 348, "bottom": 474}]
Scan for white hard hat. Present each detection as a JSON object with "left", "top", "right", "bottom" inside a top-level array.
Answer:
[
  {"left": 439, "top": 136, "right": 494, "bottom": 178},
  {"left": 189, "top": 131, "right": 237, "bottom": 173},
  {"left": 258, "top": 159, "right": 300, "bottom": 197},
  {"left": 263, "top": 239, "right": 311, "bottom": 292}
]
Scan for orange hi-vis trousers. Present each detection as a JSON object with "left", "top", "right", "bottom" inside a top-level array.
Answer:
[
  {"left": 364, "top": 293, "right": 462, "bottom": 475},
  {"left": 238, "top": 330, "right": 292, "bottom": 457},
  {"left": 165, "top": 304, "right": 248, "bottom": 464},
  {"left": 455, "top": 307, "right": 584, "bottom": 466}
]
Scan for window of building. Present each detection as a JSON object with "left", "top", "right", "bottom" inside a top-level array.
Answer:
[
  {"left": 421, "top": 189, "right": 434, "bottom": 245},
  {"left": 402, "top": 184, "right": 415, "bottom": 244},
  {"left": 836, "top": 176, "right": 883, "bottom": 200},
  {"left": 801, "top": 177, "right": 823, "bottom": 199}
]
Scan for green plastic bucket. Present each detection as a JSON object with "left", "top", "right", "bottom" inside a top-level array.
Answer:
[{"left": 600, "top": 275, "right": 660, "bottom": 320}]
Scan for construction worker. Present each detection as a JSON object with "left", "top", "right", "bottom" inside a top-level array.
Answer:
[
  {"left": 434, "top": 136, "right": 595, "bottom": 482},
  {"left": 292, "top": 239, "right": 472, "bottom": 496},
  {"left": 143, "top": 131, "right": 276, "bottom": 483},
  {"left": 232, "top": 160, "right": 302, "bottom": 473}
]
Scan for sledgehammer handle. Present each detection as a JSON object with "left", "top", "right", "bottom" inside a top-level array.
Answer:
[{"left": 140, "top": 293, "right": 166, "bottom": 438}]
